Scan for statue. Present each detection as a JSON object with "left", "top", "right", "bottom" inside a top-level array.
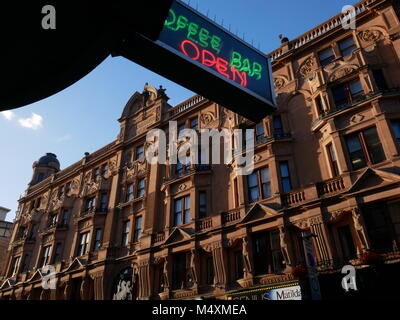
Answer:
[
  {"left": 162, "top": 257, "right": 170, "bottom": 290},
  {"left": 80, "top": 277, "right": 90, "bottom": 300},
  {"left": 279, "top": 226, "right": 292, "bottom": 266},
  {"left": 189, "top": 249, "right": 198, "bottom": 285},
  {"left": 352, "top": 208, "right": 370, "bottom": 251},
  {"left": 143, "top": 82, "right": 158, "bottom": 106},
  {"left": 242, "top": 237, "right": 252, "bottom": 278},
  {"left": 113, "top": 278, "right": 133, "bottom": 300}
]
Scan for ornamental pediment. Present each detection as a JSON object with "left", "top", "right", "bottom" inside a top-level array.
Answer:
[
  {"left": 346, "top": 168, "right": 400, "bottom": 194},
  {"left": 240, "top": 203, "right": 279, "bottom": 224}
]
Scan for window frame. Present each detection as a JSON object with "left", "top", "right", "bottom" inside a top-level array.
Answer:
[
  {"left": 318, "top": 47, "right": 336, "bottom": 67},
  {"left": 174, "top": 195, "right": 191, "bottom": 226},
  {"left": 279, "top": 161, "right": 292, "bottom": 193},
  {"left": 133, "top": 216, "right": 143, "bottom": 242},
  {"left": 77, "top": 232, "right": 90, "bottom": 257},
  {"left": 338, "top": 36, "right": 357, "bottom": 57}
]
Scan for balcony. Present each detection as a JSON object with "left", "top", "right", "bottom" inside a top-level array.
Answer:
[
  {"left": 196, "top": 217, "right": 213, "bottom": 232},
  {"left": 163, "top": 164, "right": 212, "bottom": 184},
  {"left": 317, "top": 176, "right": 345, "bottom": 197},
  {"left": 281, "top": 190, "right": 306, "bottom": 207},
  {"left": 222, "top": 209, "right": 241, "bottom": 225},
  {"left": 152, "top": 232, "right": 166, "bottom": 245},
  {"left": 168, "top": 95, "right": 205, "bottom": 118}
]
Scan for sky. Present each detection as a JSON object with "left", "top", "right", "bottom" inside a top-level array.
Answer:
[{"left": 0, "top": 0, "right": 357, "bottom": 221}]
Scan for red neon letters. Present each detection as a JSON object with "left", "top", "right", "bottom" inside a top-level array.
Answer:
[{"left": 180, "top": 40, "right": 247, "bottom": 87}]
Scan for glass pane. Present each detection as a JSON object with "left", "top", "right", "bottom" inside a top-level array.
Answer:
[
  {"left": 349, "top": 79, "right": 363, "bottom": 97},
  {"left": 175, "top": 212, "right": 182, "bottom": 226},
  {"left": 391, "top": 121, "right": 400, "bottom": 141},
  {"left": 184, "top": 209, "right": 191, "bottom": 224},
  {"left": 279, "top": 162, "right": 289, "bottom": 178},
  {"left": 190, "top": 118, "right": 198, "bottom": 129},
  {"left": 282, "top": 178, "right": 292, "bottom": 193},
  {"left": 346, "top": 134, "right": 362, "bottom": 153},
  {"left": 256, "top": 123, "right": 264, "bottom": 136},
  {"left": 364, "top": 127, "right": 386, "bottom": 164},
  {"left": 184, "top": 196, "right": 190, "bottom": 210},
  {"left": 339, "top": 37, "right": 356, "bottom": 56},
  {"left": 199, "top": 192, "right": 206, "bottom": 205},
  {"left": 175, "top": 199, "right": 182, "bottom": 213},
  {"left": 332, "top": 85, "right": 348, "bottom": 106},
  {"left": 261, "top": 168, "right": 270, "bottom": 183},
  {"left": 249, "top": 187, "right": 259, "bottom": 202},
  {"left": 247, "top": 172, "right": 258, "bottom": 187},
  {"left": 262, "top": 183, "right": 272, "bottom": 198},
  {"left": 318, "top": 48, "right": 335, "bottom": 66}
]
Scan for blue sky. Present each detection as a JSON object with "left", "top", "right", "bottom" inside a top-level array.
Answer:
[{"left": 0, "top": 0, "right": 356, "bottom": 221}]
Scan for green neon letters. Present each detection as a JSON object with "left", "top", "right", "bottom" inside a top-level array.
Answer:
[
  {"left": 164, "top": 8, "right": 264, "bottom": 83},
  {"left": 230, "top": 51, "right": 263, "bottom": 80}
]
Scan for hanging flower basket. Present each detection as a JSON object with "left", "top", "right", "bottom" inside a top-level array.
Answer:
[
  {"left": 291, "top": 265, "right": 308, "bottom": 279},
  {"left": 360, "top": 251, "right": 382, "bottom": 266}
]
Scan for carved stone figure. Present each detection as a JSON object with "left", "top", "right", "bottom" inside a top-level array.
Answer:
[
  {"left": 189, "top": 249, "right": 198, "bottom": 285},
  {"left": 279, "top": 227, "right": 292, "bottom": 266},
  {"left": 242, "top": 237, "right": 252, "bottom": 278},
  {"left": 352, "top": 208, "right": 370, "bottom": 251},
  {"left": 162, "top": 258, "right": 170, "bottom": 290},
  {"left": 113, "top": 278, "right": 133, "bottom": 300},
  {"left": 80, "top": 277, "right": 90, "bottom": 300}
]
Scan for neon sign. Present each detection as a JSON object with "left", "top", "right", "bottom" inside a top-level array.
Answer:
[{"left": 157, "top": 0, "right": 274, "bottom": 105}]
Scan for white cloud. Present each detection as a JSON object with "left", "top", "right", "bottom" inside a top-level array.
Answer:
[
  {"left": 1, "top": 110, "right": 15, "bottom": 121},
  {"left": 56, "top": 134, "right": 72, "bottom": 142},
  {"left": 18, "top": 113, "right": 43, "bottom": 130}
]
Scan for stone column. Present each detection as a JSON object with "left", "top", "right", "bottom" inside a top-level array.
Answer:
[
  {"left": 211, "top": 243, "right": 228, "bottom": 290},
  {"left": 137, "top": 261, "right": 151, "bottom": 300}
]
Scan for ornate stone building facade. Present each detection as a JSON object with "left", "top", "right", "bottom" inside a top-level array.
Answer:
[{"left": 1, "top": 0, "right": 400, "bottom": 300}]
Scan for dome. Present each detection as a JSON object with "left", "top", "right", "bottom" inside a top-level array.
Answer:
[{"left": 38, "top": 153, "right": 60, "bottom": 167}]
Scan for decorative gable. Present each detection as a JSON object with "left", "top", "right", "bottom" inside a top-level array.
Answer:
[
  {"left": 163, "top": 227, "right": 193, "bottom": 246},
  {"left": 240, "top": 203, "right": 279, "bottom": 224},
  {"left": 347, "top": 168, "right": 400, "bottom": 194}
]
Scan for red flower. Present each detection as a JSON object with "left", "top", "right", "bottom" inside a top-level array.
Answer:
[
  {"left": 361, "top": 251, "right": 382, "bottom": 265},
  {"left": 292, "top": 265, "right": 308, "bottom": 278}
]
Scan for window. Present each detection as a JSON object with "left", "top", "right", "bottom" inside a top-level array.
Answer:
[
  {"left": 176, "top": 159, "right": 190, "bottom": 176},
  {"left": 41, "top": 245, "right": 52, "bottom": 267},
  {"left": 29, "top": 224, "right": 37, "bottom": 240},
  {"left": 134, "top": 216, "right": 143, "bottom": 242},
  {"left": 100, "top": 193, "right": 108, "bottom": 212},
  {"left": 36, "top": 173, "right": 45, "bottom": 183},
  {"left": 255, "top": 122, "right": 265, "bottom": 143},
  {"left": 22, "top": 254, "right": 30, "bottom": 273},
  {"left": 49, "top": 213, "right": 58, "bottom": 227},
  {"left": 206, "top": 257, "right": 214, "bottom": 285},
  {"left": 137, "top": 179, "right": 145, "bottom": 198},
  {"left": 391, "top": 120, "right": 400, "bottom": 148},
  {"left": 93, "top": 167, "right": 100, "bottom": 181},
  {"left": 174, "top": 196, "right": 191, "bottom": 226},
  {"left": 318, "top": 47, "right": 335, "bottom": 67},
  {"left": 10, "top": 256, "right": 21, "bottom": 276},
  {"left": 58, "top": 185, "right": 65, "bottom": 198},
  {"left": 121, "top": 220, "right": 130, "bottom": 246},
  {"left": 85, "top": 197, "right": 96, "bottom": 211},
  {"left": 245, "top": 129, "right": 254, "bottom": 147},
  {"left": 77, "top": 232, "right": 90, "bottom": 256},
  {"left": 339, "top": 37, "right": 356, "bottom": 56},
  {"left": 234, "top": 251, "right": 244, "bottom": 280},
  {"left": 35, "top": 197, "right": 41, "bottom": 209},
  {"left": 136, "top": 145, "right": 144, "bottom": 160},
  {"left": 345, "top": 127, "right": 386, "bottom": 170},
  {"left": 373, "top": 70, "right": 388, "bottom": 91},
  {"left": 247, "top": 172, "right": 259, "bottom": 203},
  {"left": 61, "top": 209, "right": 69, "bottom": 226},
  {"left": 261, "top": 167, "right": 272, "bottom": 198},
  {"left": 247, "top": 167, "right": 272, "bottom": 203},
  {"left": 190, "top": 118, "right": 198, "bottom": 130},
  {"left": 172, "top": 253, "right": 187, "bottom": 290},
  {"left": 279, "top": 161, "right": 292, "bottom": 193},
  {"left": 52, "top": 243, "right": 62, "bottom": 264},
  {"left": 337, "top": 226, "right": 356, "bottom": 260},
  {"left": 273, "top": 115, "right": 283, "bottom": 137},
  {"left": 252, "top": 230, "right": 284, "bottom": 275},
  {"left": 327, "top": 143, "right": 340, "bottom": 177},
  {"left": 126, "top": 184, "right": 134, "bottom": 202},
  {"left": 65, "top": 182, "right": 71, "bottom": 195},
  {"left": 198, "top": 191, "right": 207, "bottom": 218},
  {"left": 101, "top": 163, "right": 109, "bottom": 177},
  {"left": 93, "top": 229, "right": 102, "bottom": 252},
  {"left": 315, "top": 95, "right": 324, "bottom": 116},
  {"left": 363, "top": 203, "right": 393, "bottom": 251},
  {"left": 332, "top": 78, "right": 364, "bottom": 107}
]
